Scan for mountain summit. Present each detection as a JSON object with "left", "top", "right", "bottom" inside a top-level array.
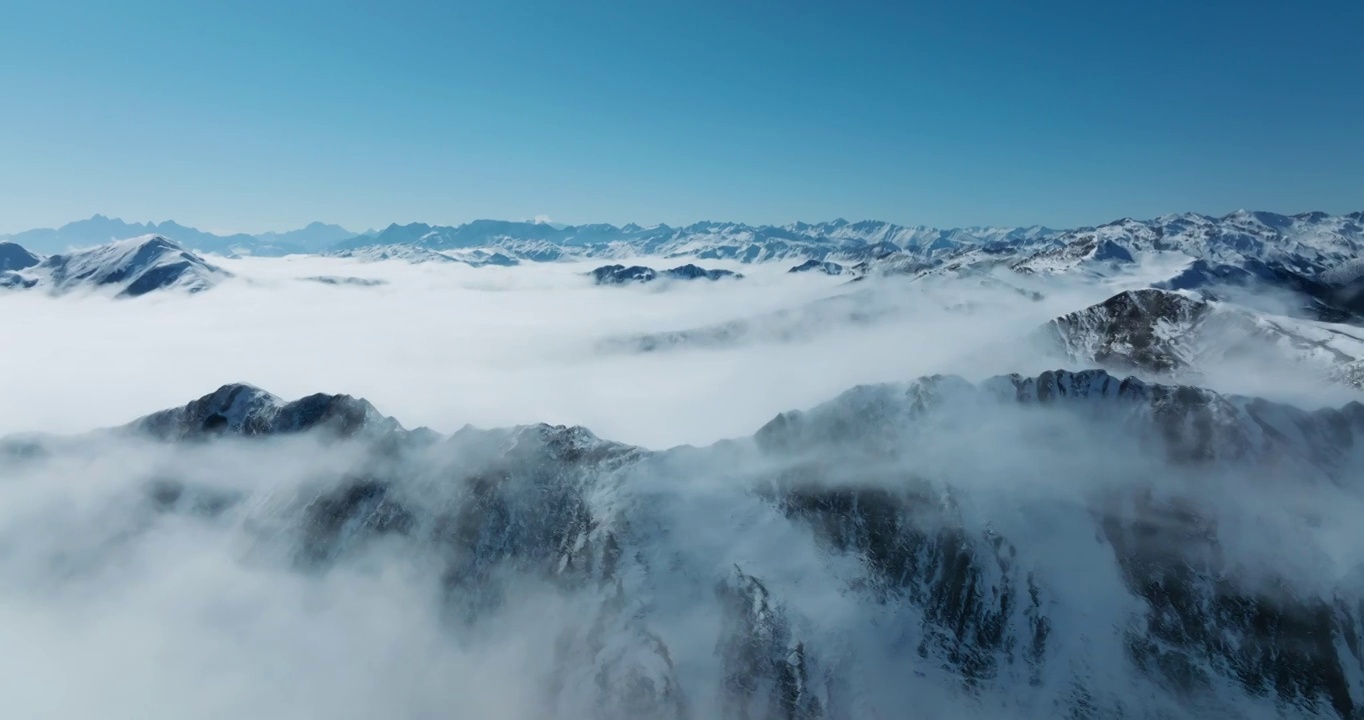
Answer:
[{"left": 9, "top": 235, "right": 232, "bottom": 297}]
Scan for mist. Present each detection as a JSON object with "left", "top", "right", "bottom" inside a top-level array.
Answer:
[
  {"left": 4, "top": 253, "right": 1364, "bottom": 718},
  {"left": 0, "top": 254, "right": 1128, "bottom": 448}
]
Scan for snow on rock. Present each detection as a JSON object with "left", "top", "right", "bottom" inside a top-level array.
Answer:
[
  {"left": 1037, "top": 288, "right": 1364, "bottom": 388},
  {"left": 590, "top": 263, "right": 743, "bottom": 285},
  {"left": 13, "top": 370, "right": 1364, "bottom": 718},
  {"left": 28, "top": 235, "right": 230, "bottom": 297},
  {"left": 131, "top": 383, "right": 403, "bottom": 441}
]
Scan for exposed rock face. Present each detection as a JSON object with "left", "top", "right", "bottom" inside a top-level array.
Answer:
[
  {"left": 1041, "top": 289, "right": 1212, "bottom": 373},
  {"left": 15, "top": 370, "right": 1364, "bottom": 718},
  {"left": 1036, "top": 288, "right": 1364, "bottom": 388},
  {"left": 131, "top": 383, "right": 402, "bottom": 441},
  {"left": 591, "top": 263, "right": 743, "bottom": 285},
  {"left": 715, "top": 568, "right": 827, "bottom": 719},
  {"left": 788, "top": 259, "right": 848, "bottom": 276}
]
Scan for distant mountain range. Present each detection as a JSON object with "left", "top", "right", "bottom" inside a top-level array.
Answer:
[
  {"left": 5, "top": 212, "right": 1362, "bottom": 325},
  {"left": 6, "top": 211, "right": 1361, "bottom": 274},
  {"left": 0, "top": 215, "right": 365, "bottom": 256}
]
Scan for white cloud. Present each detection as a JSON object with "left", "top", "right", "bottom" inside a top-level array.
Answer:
[
  {"left": 2, "top": 255, "right": 1362, "bottom": 718},
  {"left": 0, "top": 255, "right": 1109, "bottom": 447}
]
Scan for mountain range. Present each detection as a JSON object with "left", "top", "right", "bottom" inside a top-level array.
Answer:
[
  {"left": 1, "top": 215, "right": 363, "bottom": 256},
  {"left": 8, "top": 369, "right": 1364, "bottom": 718},
  {"left": 8, "top": 211, "right": 1360, "bottom": 272},
  {"left": 7, "top": 212, "right": 1360, "bottom": 317},
  {"left": 6, "top": 207, "right": 1364, "bottom": 717}
]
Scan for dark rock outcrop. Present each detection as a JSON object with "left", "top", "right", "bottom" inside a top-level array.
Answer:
[{"left": 591, "top": 263, "right": 743, "bottom": 285}]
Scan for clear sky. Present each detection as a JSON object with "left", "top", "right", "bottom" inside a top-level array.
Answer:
[{"left": 2, "top": 0, "right": 1361, "bottom": 234}]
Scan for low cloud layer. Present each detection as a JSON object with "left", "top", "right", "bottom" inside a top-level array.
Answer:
[
  {"left": 5, "top": 254, "right": 1364, "bottom": 718},
  {"left": 0, "top": 254, "right": 1134, "bottom": 448}
]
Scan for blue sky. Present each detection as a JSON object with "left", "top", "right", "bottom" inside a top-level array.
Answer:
[{"left": 2, "top": 0, "right": 1361, "bottom": 233}]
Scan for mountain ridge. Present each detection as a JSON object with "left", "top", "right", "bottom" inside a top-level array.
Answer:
[
  {"left": 1, "top": 215, "right": 365, "bottom": 257},
  {"left": 10, "top": 369, "right": 1364, "bottom": 718},
  {"left": 9, "top": 209, "right": 1360, "bottom": 262},
  {"left": 1, "top": 234, "right": 230, "bottom": 297}
]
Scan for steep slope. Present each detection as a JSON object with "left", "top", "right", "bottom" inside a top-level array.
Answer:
[
  {"left": 1037, "top": 288, "right": 1364, "bottom": 388},
  {"left": 32, "top": 235, "right": 231, "bottom": 297},
  {"left": 8, "top": 371, "right": 1364, "bottom": 718},
  {"left": 0, "top": 241, "right": 40, "bottom": 272}
]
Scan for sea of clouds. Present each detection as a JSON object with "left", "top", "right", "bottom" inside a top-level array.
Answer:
[{"left": 3, "top": 254, "right": 1363, "bottom": 719}]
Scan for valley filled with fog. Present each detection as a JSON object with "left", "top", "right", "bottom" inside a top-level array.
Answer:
[
  {"left": 1, "top": 252, "right": 1130, "bottom": 447},
  {"left": 2, "top": 212, "right": 1364, "bottom": 719}
]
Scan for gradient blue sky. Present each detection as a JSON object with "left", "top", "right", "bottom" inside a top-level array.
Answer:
[{"left": 2, "top": 0, "right": 1361, "bottom": 234}]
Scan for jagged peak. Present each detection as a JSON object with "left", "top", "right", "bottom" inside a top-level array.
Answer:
[
  {"left": 130, "top": 384, "right": 399, "bottom": 441},
  {"left": 124, "top": 234, "right": 181, "bottom": 250},
  {"left": 1066, "top": 287, "right": 1207, "bottom": 316}
]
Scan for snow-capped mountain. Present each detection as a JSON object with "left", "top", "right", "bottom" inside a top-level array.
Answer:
[
  {"left": 589, "top": 263, "right": 743, "bottom": 285},
  {"left": 0, "top": 215, "right": 364, "bottom": 257},
  {"left": 1037, "top": 288, "right": 1364, "bottom": 388},
  {"left": 332, "top": 218, "right": 1060, "bottom": 265},
  {"left": 10, "top": 211, "right": 1360, "bottom": 304},
  {"left": 324, "top": 211, "right": 1356, "bottom": 273},
  {"left": 324, "top": 244, "right": 520, "bottom": 267},
  {"left": 3, "top": 235, "right": 231, "bottom": 297},
  {"left": 9, "top": 370, "right": 1364, "bottom": 718},
  {"left": 319, "top": 211, "right": 1364, "bottom": 325},
  {"left": 132, "top": 383, "right": 406, "bottom": 441},
  {"left": 1013, "top": 212, "right": 1364, "bottom": 321}
]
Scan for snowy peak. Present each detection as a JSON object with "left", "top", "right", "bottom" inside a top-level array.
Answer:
[
  {"left": 1043, "top": 289, "right": 1212, "bottom": 373},
  {"left": 1037, "top": 288, "right": 1364, "bottom": 387},
  {"left": 16, "top": 372, "right": 1364, "bottom": 717},
  {"left": 1030, "top": 209, "right": 1363, "bottom": 272},
  {"left": 36, "top": 235, "right": 230, "bottom": 297},
  {"left": 131, "top": 383, "right": 403, "bottom": 441}
]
